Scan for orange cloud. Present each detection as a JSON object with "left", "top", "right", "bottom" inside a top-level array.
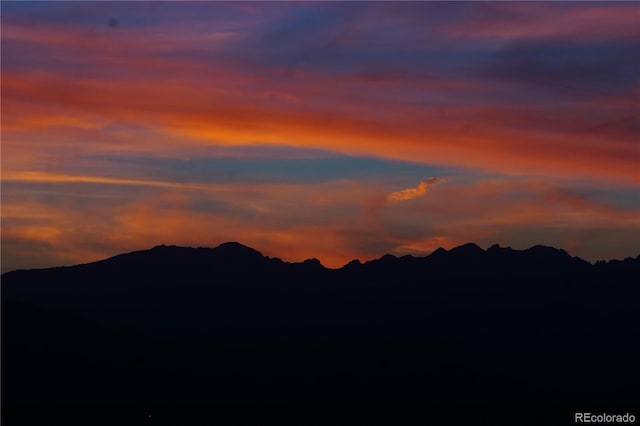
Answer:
[
  {"left": 2, "top": 171, "right": 222, "bottom": 191},
  {"left": 387, "top": 177, "right": 442, "bottom": 202},
  {"left": 3, "top": 70, "right": 638, "bottom": 185},
  {"left": 3, "top": 5, "right": 638, "bottom": 190}
]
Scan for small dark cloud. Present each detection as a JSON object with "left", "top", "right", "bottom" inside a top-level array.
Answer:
[{"left": 107, "top": 18, "right": 118, "bottom": 28}]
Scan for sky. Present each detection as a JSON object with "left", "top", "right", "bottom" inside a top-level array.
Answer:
[{"left": 1, "top": 1, "right": 639, "bottom": 272}]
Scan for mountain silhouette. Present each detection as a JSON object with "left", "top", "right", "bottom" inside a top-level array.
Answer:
[{"left": 2, "top": 242, "right": 639, "bottom": 424}]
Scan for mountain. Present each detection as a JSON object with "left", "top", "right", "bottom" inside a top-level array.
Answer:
[{"left": 2, "top": 242, "right": 639, "bottom": 424}]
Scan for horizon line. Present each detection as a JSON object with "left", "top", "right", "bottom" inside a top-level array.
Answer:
[{"left": 3, "top": 240, "right": 639, "bottom": 275}]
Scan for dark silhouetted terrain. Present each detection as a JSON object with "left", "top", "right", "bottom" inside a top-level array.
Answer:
[{"left": 2, "top": 242, "right": 639, "bottom": 424}]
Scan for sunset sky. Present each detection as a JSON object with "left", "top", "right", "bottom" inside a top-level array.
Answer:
[{"left": 2, "top": 1, "right": 639, "bottom": 272}]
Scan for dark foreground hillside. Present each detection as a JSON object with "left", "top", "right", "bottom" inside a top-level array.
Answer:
[{"left": 2, "top": 242, "right": 639, "bottom": 425}]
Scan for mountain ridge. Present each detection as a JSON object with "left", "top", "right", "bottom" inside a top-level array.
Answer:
[{"left": 2, "top": 241, "right": 637, "bottom": 276}]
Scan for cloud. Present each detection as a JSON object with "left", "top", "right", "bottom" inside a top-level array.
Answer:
[
  {"left": 3, "top": 4, "right": 639, "bottom": 187},
  {"left": 387, "top": 177, "right": 442, "bottom": 202}
]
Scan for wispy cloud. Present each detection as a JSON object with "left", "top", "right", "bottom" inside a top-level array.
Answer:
[{"left": 387, "top": 177, "right": 442, "bottom": 202}]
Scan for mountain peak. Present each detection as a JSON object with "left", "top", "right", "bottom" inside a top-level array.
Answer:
[
  {"left": 343, "top": 259, "right": 362, "bottom": 269},
  {"left": 525, "top": 245, "right": 570, "bottom": 259},
  {"left": 430, "top": 247, "right": 448, "bottom": 256},
  {"left": 450, "top": 242, "right": 484, "bottom": 255},
  {"left": 303, "top": 258, "right": 324, "bottom": 267},
  {"left": 487, "top": 243, "right": 514, "bottom": 253},
  {"left": 461, "top": 242, "right": 483, "bottom": 250},
  {"left": 215, "top": 242, "right": 264, "bottom": 258},
  {"left": 218, "top": 241, "right": 253, "bottom": 249}
]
